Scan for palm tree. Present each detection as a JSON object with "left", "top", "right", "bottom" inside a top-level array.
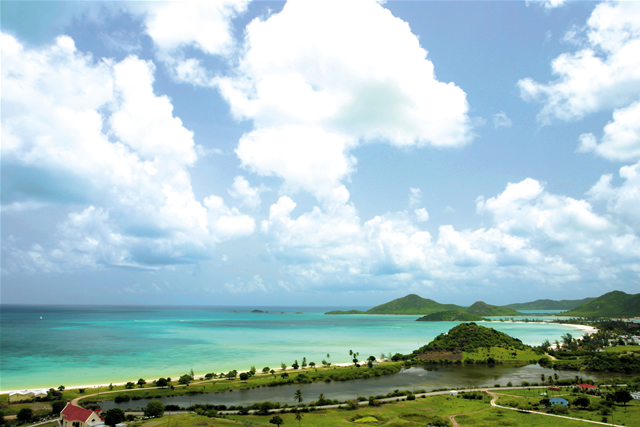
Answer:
[
  {"left": 541, "top": 374, "right": 545, "bottom": 382},
  {"left": 318, "top": 393, "right": 325, "bottom": 405},
  {"left": 294, "top": 389, "right": 303, "bottom": 404},
  {"left": 294, "top": 409, "right": 303, "bottom": 427}
]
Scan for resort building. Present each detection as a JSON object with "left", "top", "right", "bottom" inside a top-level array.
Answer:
[
  {"left": 8, "top": 389, "right": 48, "bottom": 403},
  {"left": 59, "top": 403, "right": 102, "bottom": 427},
  {"left": 577, "top": 384, "right": 598, "bottom": 392}
]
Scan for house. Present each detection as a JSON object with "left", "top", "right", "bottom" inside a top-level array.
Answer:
[
  {"left": 577, "top": 384, "right": 598, "bottom": 391},
  {"left": 60, "top": 402, "right": 102, "bottom": 427},
  {"left": 449, "top": 391, "right": 458, "bottom": 397},
  {"left": 8, "top": 389, "right": 48, "bottom": 403},
  {"left": 631, "top": 392, "right": 640, "bottom": 400},
  {"left": 548, "top": 386, "right": 561, "bottom": 391},
  {"left": 550, "top": 398, "right": 568, "bottom": 406}
]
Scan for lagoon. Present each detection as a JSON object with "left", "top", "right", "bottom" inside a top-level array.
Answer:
[{"left": 1, "top": 305, "right": 589, "bottom": 392}]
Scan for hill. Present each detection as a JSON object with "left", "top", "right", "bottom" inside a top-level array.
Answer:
[
  {"left": 564, "top": 291, "right": 640, "bottom": 317},
  {"left": 504, "top": 297, "right": 594, "bottom": 311},
  {"left": 365, "top": 294, "right": 462, "bottom": 315},
  {"left": 416, "top": 311, "right": 486, "bottom": 322},
  {"left": 325, "top": 310, "right": 366, "bottom": 315},
  {"left": 466, "top": 301, "right": 520, "bottom": 317},
  {"left": 416, "top": 322, "right": 528, "bottom": 353}
]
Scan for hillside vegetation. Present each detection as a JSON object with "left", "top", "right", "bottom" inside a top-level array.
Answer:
[
  {"left": 365, "top": 294, "right": 462, "bottom": 315},
  {"left": 465, "top": 301, "right": 520, "bottom": 316},
  {"left": 504, "top": 297, "right": 594, "bottom": 310},
  {"left": 416, "top": 311, "right": 485, "bottom": 322},
  {"left": 416, "top": 322, "right": 529, "bottom": 353},
  {"left": 565, "top": 291, "right": 640, "bottom": 317}
]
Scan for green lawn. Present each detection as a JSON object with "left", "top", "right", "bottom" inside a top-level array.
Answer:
[
  {"left": 462, "top": 347, "right": 544, "bottom": 363},
  {"left": 604, "top": 346, "right": 640, "bottom": 353}
]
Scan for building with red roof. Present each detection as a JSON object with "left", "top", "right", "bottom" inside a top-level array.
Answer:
[
  {"left": 60, "top": 402, "right": 102, "bottom": 427},
  {"left": 578, "top": 384, "right": 598, "bottom": 390}
]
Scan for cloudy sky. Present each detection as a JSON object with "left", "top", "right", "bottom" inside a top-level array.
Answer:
[{"left": 2, "top": 0, "right": 639, "bottom": 307}]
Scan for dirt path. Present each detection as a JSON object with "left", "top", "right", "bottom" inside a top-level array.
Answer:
[{"left": 447, "top": 391, "right": 496, "bottom": 427}]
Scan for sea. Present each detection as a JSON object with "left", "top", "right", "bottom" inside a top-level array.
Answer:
[{"left": 0, "top": 305, "right": 587, "bottom": 392}]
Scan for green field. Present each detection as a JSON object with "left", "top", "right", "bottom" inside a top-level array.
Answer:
[
  {"left": 462, "top": 347, "right": 543, "bottom": 363},
  {"left": 604, "top": 345, "right": 640, "bottom": 353}
]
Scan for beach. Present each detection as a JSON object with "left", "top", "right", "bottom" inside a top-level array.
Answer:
[{"left": 1, "top": 305, "right": 598, "bottom": 392}]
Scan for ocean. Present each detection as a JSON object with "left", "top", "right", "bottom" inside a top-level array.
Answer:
[{"left": 0, "top": 305, "right": 587, "bottom": 392}]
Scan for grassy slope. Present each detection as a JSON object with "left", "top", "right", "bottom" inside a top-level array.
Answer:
[
  {"left": 466, "top": 301, "right": 520, "bottom": 317},
  {"left": 416, "top": 311, "right": 486, "bottom": 322},
  {"left": 504, "top": 297, "right": 594, "bottom": 311},
  {"left": 417, "top": 322, "right": 529, "bottom": 353},
  {"left": 565, "top": 291, "right": 640, "bottom": 317},
  {"left": 366, "top": 294, "right": 463, "bottom": 314}
]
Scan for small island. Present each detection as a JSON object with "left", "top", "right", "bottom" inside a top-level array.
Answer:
[{"left": 416, "top": 311, "right": 486, "bottom": 322}]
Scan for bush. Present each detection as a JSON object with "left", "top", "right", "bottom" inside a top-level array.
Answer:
[
  {"left": 144, "top": 400, "right": 165, "bottom": 418},
  {"left": 17, "top": 408, "right": 33, "bottom": 423},
  {"left": 345, "top": 400, "right": 359, "bottom": 410},
  {"left": 547, "top": 405, "right": 569, "bottom": 415},
  {"left": 114, "top": 395, "right": 130, "bottom": 403}
]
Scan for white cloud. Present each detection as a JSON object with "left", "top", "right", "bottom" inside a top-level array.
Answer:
[
  {"left": 218, "top": 0, "right": 473, "bottom": 200},
  {"left": 518, "top": 1, "right": 640, "bottom": 123},
  {"left": 228, "top": 176, "right": 262, "bottom": 210},
  {"left": 493, "top": 111, "right": 513, "bottom": 129},
  {"left": 225, "top": 275, "right": 269, "bottom": 293},
  {"left": 1, "top": 33, "right": 254, "bottom": 271},
  {"left": 588, "top": 161, "right": 640, "bottom": 228},
  {"left": 577, "top": 101, "right": 640, "bottom": 162},
  {"left": 409, "top": 188, "right": 422, "bottom": 207},
  {"left": 414, "top": 208, "right": 429, "bottom": 223}
]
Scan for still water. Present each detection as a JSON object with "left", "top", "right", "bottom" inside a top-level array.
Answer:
[{"left": 102, "top": 364, "right": 627, "bottom": 410}]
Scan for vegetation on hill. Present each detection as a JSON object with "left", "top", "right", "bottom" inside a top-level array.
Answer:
[
  {"left": 325, "top": 310, "right": 366, "bottom": 315},
  {"left": 365, "top": 294, "right": 462, "bottom": 315},
  {"left": 565, "top": 291, "right": 640, "bottom": 317},
  {"left": 465, "top": 301, "right": 520, "bottom": 317},
  {"left": 504, "top": 297, "right": 594, "bottom": 310},
  {"left": 416, "top": 311, "right": 485, "bottom": 322},
  {"left": 416, "top": 323, "right": 529, "bottom": 353}
]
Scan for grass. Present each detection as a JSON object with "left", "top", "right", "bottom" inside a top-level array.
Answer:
[
  {"left": 604, "top": 346, "right": 640, "bottom": 353},
  {"left": 462, "top": 347, "right": 544, "bottom": 363},
  {"left": 123, "top": 391, "right": 640, "bottom": 427}
]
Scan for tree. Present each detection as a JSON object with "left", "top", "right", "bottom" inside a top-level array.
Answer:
[
  {"left": 573, "top": 396, "right": 590, "bottom": 408},
  {"left": 294, "top": 389, "right": 303, "bottom": 404},
  {"left": 239, "top": 372, "right": 249, "bottom": 381},
  {"left": 103, "top": 408, "right": 125, "bottom": 427},
  {"left": 58, "top": 385, "right": 65, "bottom": 391},
  {"left": 269, "top": 415, "right": 284, "bottom": 426},
  {"left": 137, "top": 378, "right": 146, "bottom": 388},
  {"left": 292, "top": 360, "right": 299, "bottom": 370},
  {"left": 281, "top": 362, "right": 287, "bottom": 371},
  {"left": 145, "top": 400, "right": 165, "bottom": 418},
  {"left": 541, "top": 374, "right": 545, "bottom": 382},
  {"left": 17, "top": 408, "right": 33, "bottom": 423},
  {"left": 51, "top": 400, "right": 66, "bottom": 415},
  {"left": 250, "top": 366, "right": 257, "bottom": 376},
  {"left": 125, "top": 382, "right": 135, "bottom": 389},
  {"left": 179, "top": 374, "right": 192, "bottom": 385},
  {"left": 561, "top": 333, "right": 573, "bottom": 348},
  {"left": 295, "top": 409, "right": 303, "bottom": 427},
  {"left": 309, "top": 362, "right": 315, "bottom": 368},
  {"left": 226, "top": 370, "right": 237, "bottom": 380},
  {"left": 613, "top": 389, "right": 632, "bottom": 406},
  {"left": 262, "top": 367, "right": 271, "bottom": 373},
  {"left": 156, "top": 378, "right": 168, "bottom": 388},
  {"left": 301, "top": 357, "right": 307, "bottom": 368},
  {"left": 541, "top": 339, "right": 551, "bottom": 350}
]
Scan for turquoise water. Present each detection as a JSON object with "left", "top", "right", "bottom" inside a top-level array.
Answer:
[{"left": 0, "top": 305, "right": 587, "bottom": 392}]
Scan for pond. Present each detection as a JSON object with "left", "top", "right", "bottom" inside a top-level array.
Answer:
[{"left": 101, "top": 364, "right": 630, "bottom": 410}]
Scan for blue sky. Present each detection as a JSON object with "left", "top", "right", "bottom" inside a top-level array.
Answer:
[{"left": 2, "top": 0, "right": 639, "bottom": 306}]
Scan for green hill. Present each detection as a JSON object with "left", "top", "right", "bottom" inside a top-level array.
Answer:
[
  {"left": 504, "top": 297, "right": 594, "bottom": 311},
  {"left": 365, "top": 294, "right": 462, "bottom": 315},
  {"left": 466, "top": 301, "right": 520, "bottom": 317},
  {"left": 416, "top": 311, "right": 485, "bottom": 322},
  {"left": 564, "top": 291, "right": 640, "bottom": 317},
  {"left": 416, "top": 322, "right": 528, "bottom": 353}
]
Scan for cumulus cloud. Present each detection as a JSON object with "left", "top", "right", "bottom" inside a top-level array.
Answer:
[
  {"left": 258, "top": 175, "right": 637, "bottom": 292},
  {"left": 577, "top": 101, "right": 640, "bottom": 162},
  {"left": 217, "top": 0, "right": 473, "bottom": 200},
  {"left": 228, "top": 176, "right": 262, "bottom": 210},
  {"left": 414, "top": 208, "right": 430, "bottom": 223},
  {"left": 518, "top": 1, "right": 640, "bottom": 123},
  {"left": 1, "top": 34, "right": 254, "bottom": 271},
  {"left": 588, "top": 161, "right": 640, "bottom": 228},
  {"left": 139, "top": 0, "right": 248, "bottom": 85}
]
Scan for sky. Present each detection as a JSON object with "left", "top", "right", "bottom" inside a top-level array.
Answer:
[{"left": 1, "top": 0, "right": 639, "bottom": 307}]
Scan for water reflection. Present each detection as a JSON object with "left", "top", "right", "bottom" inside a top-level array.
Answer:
[{"left": 102, "top": 364, "right": 630, "bottom": 410}]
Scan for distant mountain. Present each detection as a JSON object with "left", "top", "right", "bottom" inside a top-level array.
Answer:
[
  {"left": 416, "top": 311, "right": 486, "bottom": 322},
  {"left": 504, "top": 297, "right": 594, "bottom": 311},
  {"left": 564, "top": 291, "right": 640, "bottom": 317},
  {"left": 365, "top": 294, "right": 462, "bottom": 315},
  {"left": 325, "top": 310, "right": 366, "bottom": 315},
  {"left": 466, "top": 301, "right": 520, "bottom": 317},
  {"left": 415, "top": 322, "right": 528, "bottom": 353}
]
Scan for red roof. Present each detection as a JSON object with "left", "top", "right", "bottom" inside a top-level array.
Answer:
[
  {"left": 578, "top": 384, "right": 598, "bottom": 389},
  {"left": 61, "top": 404, "right": 97, "bottom": 422}
]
